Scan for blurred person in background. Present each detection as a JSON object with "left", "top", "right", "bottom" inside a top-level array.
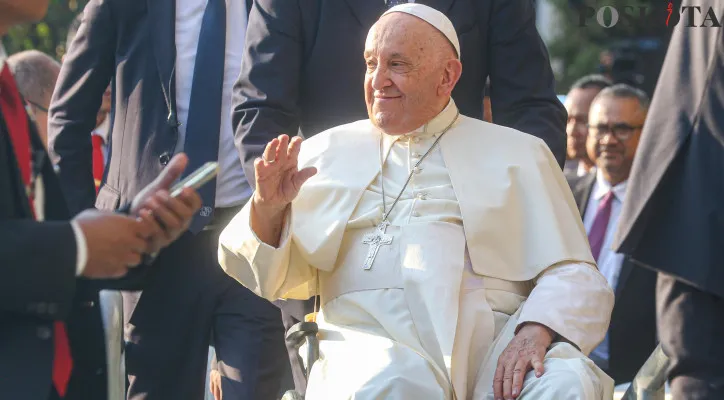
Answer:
[
  {"left": 563, "top": 74, "right": 612, "bottom": 178},
  {"left": 614, "top": 0, "right": 724, "bottom": 397},
  {"left": 6, "top": 49, "right": 60, "bottom": 149},
  {"left": 48, "top": 0, "right": 288, "bottom": 399},
  {"left": 567, "top": 84, "right": 657, "bottom": 384},
  {"left": 234, "top": 0, "right": 567, "bottom": 392}
]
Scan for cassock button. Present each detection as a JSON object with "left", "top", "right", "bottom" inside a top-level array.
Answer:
[
  {"left": 413, "top": 167, "right": 423, "bottom": 174},
  {"left": 413, "top": 137, "right": 421, "bottom": 143},
  {"left": 412, "top": 211, "right": 420, "bottom": 217},
  {"left": 37, "top": 326, "right": 52, "bottom": 340},
  {"left": 159, "top": 152, "right": 171, "bottom": 166},
  {"left": 412, "top": 152, "right": 421, "bottom": 158}
]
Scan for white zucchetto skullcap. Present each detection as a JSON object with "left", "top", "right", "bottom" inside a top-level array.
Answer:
[{"left": 381, "top": 3, "right": 460, "bottom": 58}]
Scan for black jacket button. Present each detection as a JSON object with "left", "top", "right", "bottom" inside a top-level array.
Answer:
[{"left": 159, "top": 152, "right": 171, "bottom": 166}]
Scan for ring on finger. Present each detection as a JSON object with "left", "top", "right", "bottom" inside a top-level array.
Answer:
[{"left": 263, "top": 155, "right": 276, "bottom": 164}]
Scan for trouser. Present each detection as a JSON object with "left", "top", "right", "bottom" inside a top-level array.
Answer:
[
  {"left": 122, "top": 211, "right": 289, "bottom": 400},
  {"left": 657, "top": 272, "right": 724, "bottom": 400}
]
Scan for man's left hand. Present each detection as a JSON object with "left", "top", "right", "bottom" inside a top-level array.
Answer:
[
  {"left": 493, "top": 322, "right": 554, "bottom": 400},
  {"left": 131, "top": 153, "right": 202, "bottom": 253}
]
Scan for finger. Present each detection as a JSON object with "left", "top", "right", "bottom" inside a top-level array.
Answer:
[
  {"left": 138, "top": 209, "right": 166, "bottom": 253},
  {"left": 263, "top": 138, "right": 280, "bottom": 164},
  {"left": 532, "top": 352, "right": 545, "bottom": 378},
  {"left": 146, "top": 196, "right": 184, "bottom": 232},
  {"left": 276, "top": 134, "right": 290, "bottom": 164},
  {"left": 124, "top": 251, "right": 143, "bottom": 268},
  {"left": 511, "top": 359, "right": 528, "bottom": 398},
  {"left": 493, "top": 362, "right": 505, "bottom": 400},
  {"left": 288, "top": 136, "right": 303, "bottom": 161},
  {"left": 503, "top": 361, "right": 516, "bottom": 400},
  {"left": 154, "top": 153, "right": 188, "bottom": 191},
  {"left": 292, "top": 166, "right": 317, "bottom": 191},
  {"left": 178, "top": 187, "right": 203, "bottom": 215}
]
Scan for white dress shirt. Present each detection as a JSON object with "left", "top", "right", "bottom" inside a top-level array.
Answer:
[
  {"left": 92, "top": 116, "right": 111, "bottom": 163},
  {"left": 174, "top": 0, "right": 252, "bottom": 208},
  {"left": 0, "top": 45, "right": 87, "bottom": 275},
  {"left": 583, "top": 169, "right": 627, "bottom": 364}
]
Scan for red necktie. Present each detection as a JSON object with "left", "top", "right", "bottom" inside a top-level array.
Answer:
[
  {"left": 0, "top": 65, "right": 74, "bottom": 398},
  {"left": 92, "top": 134, "right": 105, "bottom": 194},
  {"left": 588, "top": 191, "right": 615, "bottom": 261}
]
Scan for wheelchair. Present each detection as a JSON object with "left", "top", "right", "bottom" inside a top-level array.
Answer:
[
  {"left": 280, "top": 321, "right": 672, "bottom": 400},
  {"left": 281, "top": 320, "right": 321, "bottom": 400}
]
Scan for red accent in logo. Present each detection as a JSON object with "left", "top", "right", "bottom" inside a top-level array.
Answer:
[{"left": 666, "top": 1, "right": 674, "bottom": 26}]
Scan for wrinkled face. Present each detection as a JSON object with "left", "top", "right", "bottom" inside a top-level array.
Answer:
[
  {"left": 586, "top": 96, "right": 645, "bottom": 182},
  {"left": 364, "top": 13, "right": 460, "bottom": 135},
  {"left": 0, "top": 0, "right": 50, "bottom": 31},
  {"left": 564, "top": 87, "right": 601, "bottom": 163}
]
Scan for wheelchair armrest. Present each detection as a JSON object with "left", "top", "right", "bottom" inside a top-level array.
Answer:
[{"left": 285, "top": 321, "right": 319, "bottom": 349}]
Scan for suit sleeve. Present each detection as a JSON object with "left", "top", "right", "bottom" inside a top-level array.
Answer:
[
  {"left": 0, "top": 221, "right": 77, "bottom": 320},
  {"left": 232, "top": 0, "right": 304, "bottom": 187},
  {"left": 487, "top": 0, "right": 567, "bottom": 168},
  {"left": 48, "top": 0, "right": 116, "bottom": 216}
]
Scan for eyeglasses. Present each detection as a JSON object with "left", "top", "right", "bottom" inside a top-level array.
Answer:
[
  {"left": 588, "top": 123, "right": 642, "bottom": 141},
  {"left": 26, "top": 100, "right": 48, "bottom": 113}
]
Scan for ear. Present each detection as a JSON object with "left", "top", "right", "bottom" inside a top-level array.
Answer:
[{"left": 439, "top": 59, "right": 463, "bottom": 97}]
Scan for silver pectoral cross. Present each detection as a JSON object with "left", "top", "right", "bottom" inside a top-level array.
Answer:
[{"left": 361, "top": 220, "right": 393, "bottom": 270}]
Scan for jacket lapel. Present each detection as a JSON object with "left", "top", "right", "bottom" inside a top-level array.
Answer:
[
  {"left": 573, "top": 172, "right": 596, "bottom": 216},
  {"left": 615, "top": 257, "right": 634, "bottom": 298},
  {"left": 148, "top": 0, "right": 176, "bottom": 104}
]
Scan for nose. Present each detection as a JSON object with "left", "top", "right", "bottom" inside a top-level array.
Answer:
[
  {"left": 370, "top": 65, "right": 392, "bottom": 91},
  {"left": 599, "top": 131, "right": 620, "bottom": 146}
]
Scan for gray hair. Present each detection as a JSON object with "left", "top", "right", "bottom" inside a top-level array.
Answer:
[
  {"left": 592, "top": 83, "right": 650, "bottom": 113},
  {"left": 570, "top": 74, "right": 613, "bottom": 92},
  {"left": 7, "top": 50, "right": 61, "bottom": 107}
]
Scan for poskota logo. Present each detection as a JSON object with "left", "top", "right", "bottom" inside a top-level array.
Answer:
[{"left": 577, "top": 1, "right": 721, "bottom": 28}]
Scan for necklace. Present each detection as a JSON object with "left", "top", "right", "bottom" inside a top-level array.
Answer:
[{"left": 361, "top": 111, "right": 460, "bottom": 270}]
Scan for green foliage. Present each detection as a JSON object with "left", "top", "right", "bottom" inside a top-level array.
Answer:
[{"left": 2, "top": 0, "right": 90, "bottom": 60}]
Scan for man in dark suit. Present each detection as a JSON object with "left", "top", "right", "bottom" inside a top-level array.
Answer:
[
  {"left": 566, "top": 83, "right": 657, "bottom": 384},
  {"left": 0, "top": 3, "right": 202, "bottom": 400},
  {"left": 233, "top": 0, "right": 567, "bottom": 391},
  {"left": 613, "top": 1, "right": 724, "bottom": 397},
  {"left": 48, "top": 0, "right": 289, "bottom": 398}
]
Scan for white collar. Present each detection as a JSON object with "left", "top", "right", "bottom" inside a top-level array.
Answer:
[
  {"left": 593, "top": 168, "right": 627, "bottom": 202},
  {"left": 93, "top": 115, "right": 111, "bottom": 143},
  {"left": 380, "top": 98, "right": 460, "bottom": 159}
]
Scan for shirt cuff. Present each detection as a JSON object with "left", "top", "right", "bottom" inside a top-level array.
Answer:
[{"left": 70, "top": 220, "right": 89, "bottom": 276}]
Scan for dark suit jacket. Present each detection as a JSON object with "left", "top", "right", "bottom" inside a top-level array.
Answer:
[
  {"left": 568, "top": 173, "right": 657, "bottom": 384},
  {"left": 233, "top": 0, "right": 567, "bottom": 186},
  {"left": 49, "top": 0, "right": 181, "bottom": 217},
  {"left": 2, "top": 92, "right": 149, "bottom": 399},
  {"left": 612, "top": 0, "right": 724, "bottom": 298}
]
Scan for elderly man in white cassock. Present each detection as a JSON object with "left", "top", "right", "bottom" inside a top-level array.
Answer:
[{"left": 219, "top": 4, "right": 614, "bottom": 400}]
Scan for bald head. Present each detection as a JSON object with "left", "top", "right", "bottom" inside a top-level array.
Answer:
[
  {"left": 7, "top": 50, "right": 61, "bottom": 148},
  {"left": 364, "top": 12, "right": 462, "bottom": 134}
]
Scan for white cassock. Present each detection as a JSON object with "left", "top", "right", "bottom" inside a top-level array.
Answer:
[{"left": 219, "top": 100, "right": 615, "bottom": 399}]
